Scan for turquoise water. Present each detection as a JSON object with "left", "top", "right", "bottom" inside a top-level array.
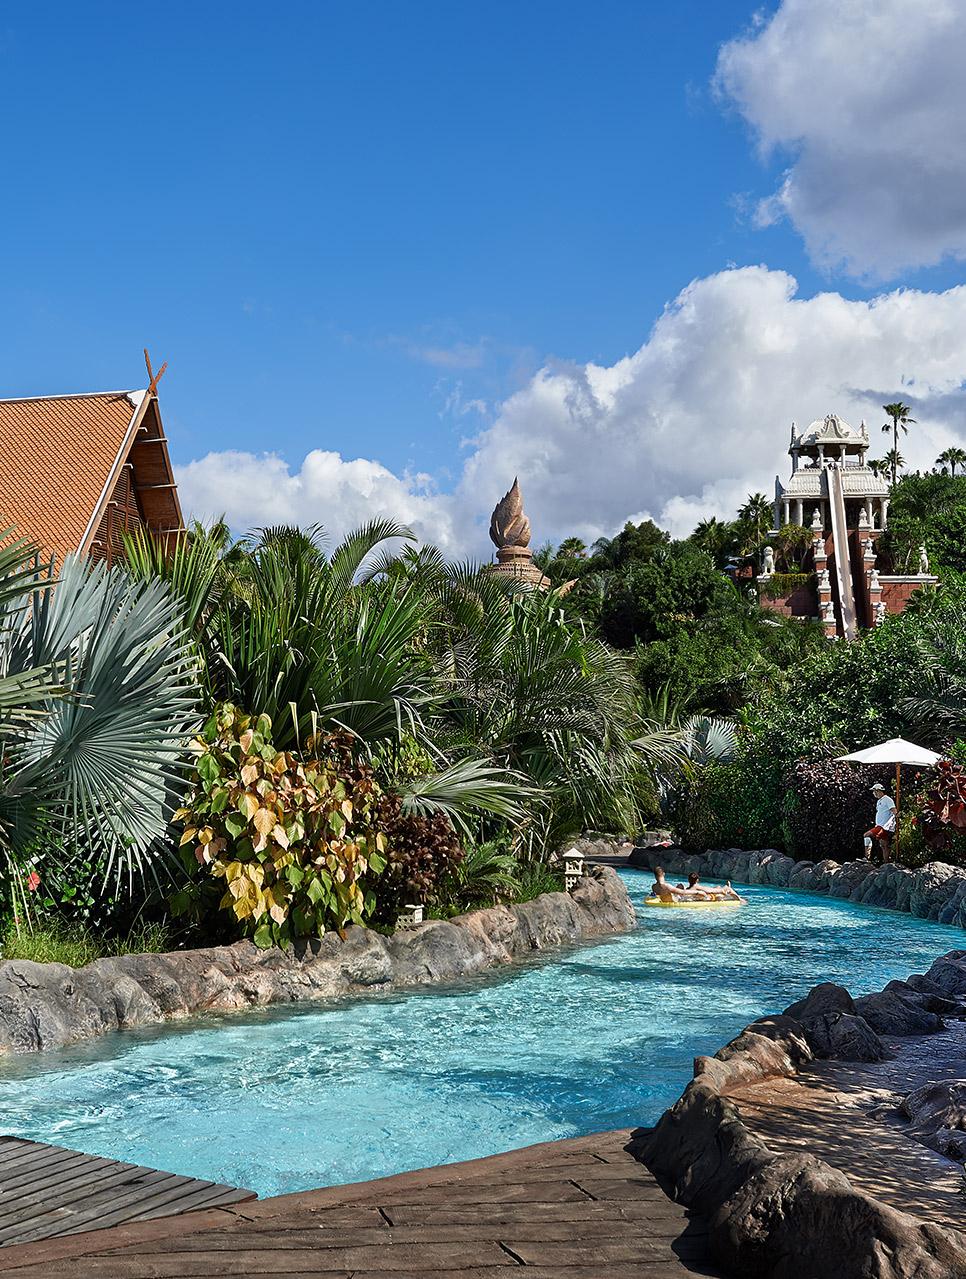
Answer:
[{"left": 1, "top": 868, "right": 963, "bottom": 1197}]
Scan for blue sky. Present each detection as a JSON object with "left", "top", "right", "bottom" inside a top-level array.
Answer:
[{"left": 3, "top": 1, "right": 966, "bottom": 551}]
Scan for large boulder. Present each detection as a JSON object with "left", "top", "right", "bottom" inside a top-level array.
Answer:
[
  {"left": 900, "top": 1081, "right": 966, "bottom": 1161},
  {"left": 910, "top": 863, "right": 966, "bottom": 920},
  {"left": 784, "top": 981, "right": 855, "bottom": 1021},
  {"left": 710, "top": 1150, "right": 966, "bottom": 1279},
  {"left": 696, "top": 1015, "right": 813, "bottom": 1092},
  {"left": 853, "top": 990, "right": 944, "bottom": 1036},
  {"left": 922, "top": 952, "right": 966, "bottom": 998},
  {"left": 802, "top": 1011, "right": 887, "bottom": 1062},
  {"left": 883, "top": 978, "right": 961, "bottom": 1015}
]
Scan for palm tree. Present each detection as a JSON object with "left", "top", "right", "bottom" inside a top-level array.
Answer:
[
  {"left": 884, "top": 447, "right": 906, "bottom": 479},
  {"left": 882, "top": 401, "right": 916, "bottom": 484},
  {"left": 0, "top": 530, "right": 196, "bottom": 917},
  {"left": 557, "top": 537, "right": 587, "bottom": 559},
  {"left": 738, "top": 493, "right": 772, "bottom": 544},
  {"left": 690, "top": 517, "right": 734, "bottom": 567},
  {"left": 936, "top": 447, "right": 966, "bottom": 476},
  {"left": 868, "top": 457, "right": 891, "bottom": 478}
]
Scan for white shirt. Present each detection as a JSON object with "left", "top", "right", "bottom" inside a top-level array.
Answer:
[{"left": 875, "top": 795, "right": 897, "bottom": 832}]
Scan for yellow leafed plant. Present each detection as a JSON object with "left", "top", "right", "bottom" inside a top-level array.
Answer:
[{"left": 173, "top": 704, "right": 387, "bottom": 948}]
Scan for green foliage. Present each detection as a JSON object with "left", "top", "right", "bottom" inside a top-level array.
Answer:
[
  {"left": 759, "top": 572, "right": 813, "bottom": 599},
  {"left": 673, "top": 595, "right": 966, "bottom": 854},
  {"left": 771, "top": 524, "right": 811, "bottom": 571},
  {"left": 881, "top": 473, "right": 966, "bottom": 574},
  {"left": 514, "top": 862, "right": 565, "bottom": 901},
  {"left": 671, "top": 754, "right": 782, "bottom": 850},
  {"left": 0, "top": 538, "right": 196, "bottom": 926},
  {"left": 446, "top": 839, "right": 523, "bottom": 910},
  {"left": 882, "top": 401, "right": 915, "bottom": 484},
  {"left": 599, "top": 542, "right": 741, "bottom": 648},
  {"left": 173, "top": 705, "right": 387, "bottom": 946}
]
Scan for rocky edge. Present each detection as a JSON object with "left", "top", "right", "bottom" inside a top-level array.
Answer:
[
  {"left": 638, "top": 950, "right": 966, "bottom": 1279},
  {"left": 0, "top": 865, "right": 634, "bottom": 1055}
]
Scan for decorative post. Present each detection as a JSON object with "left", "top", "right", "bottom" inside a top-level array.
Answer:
[
  {"left": 563, "top": 849, "right": 585, "bottom": 893},
  {"left": 821, "top": 596, "right": 837, "bottom": 640},
  {"left": 397, "top": 903, "right": 425, "bottom": 927}
]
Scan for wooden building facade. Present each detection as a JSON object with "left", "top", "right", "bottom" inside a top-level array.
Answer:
[{"left": 0, "top": 389, "right": 183, "bottom": 565}]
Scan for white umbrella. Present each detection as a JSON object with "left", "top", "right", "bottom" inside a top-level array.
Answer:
[{"left": 836, "top": 737, "right": 943, "bottom": 858}]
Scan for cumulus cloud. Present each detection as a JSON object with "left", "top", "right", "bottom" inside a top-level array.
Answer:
[
  {"left": 176, "top": 449, "right": 466, "bottom": 553},
  {"left": 177, "top": 267, "right": 966, "bottom": 553},
  {"left": 714, "top": 0, "right": 966, "bottom": 278}
]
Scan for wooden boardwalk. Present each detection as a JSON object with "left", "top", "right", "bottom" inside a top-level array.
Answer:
[
  {"left": 0, "top": 1130, "right": 721, "bottom": 1278},
  {"left": 0, "top": 1138, "right": 255, "bottom": 1250}
]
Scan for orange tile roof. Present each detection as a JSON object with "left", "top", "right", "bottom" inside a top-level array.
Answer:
[{"left": 0, "top": 391, "right": 145, "bottom": 562}]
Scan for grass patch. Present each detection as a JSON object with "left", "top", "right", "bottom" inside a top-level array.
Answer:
[
  {"left": 0, "top": 920, "right": 173, "bottom": 967},
  {"left": 514, "top": 864, "right": 566, "bottom": 902}
]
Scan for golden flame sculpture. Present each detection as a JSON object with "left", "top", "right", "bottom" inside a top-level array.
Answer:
[
  {"left": 489, "top": 478, "right": 532, "bottom": 549},
  {"left": 485, "top": 478, "right": 549, "bottom": 589}
]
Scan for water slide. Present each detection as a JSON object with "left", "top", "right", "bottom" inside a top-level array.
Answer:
[{"left": 824, "top": 465, "right": 858, "bottom": 640}]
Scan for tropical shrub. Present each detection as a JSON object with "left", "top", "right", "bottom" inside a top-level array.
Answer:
[
  {"left": 780, "top": 759, "right": 894, "bottom": 862},
  {"left": 173, "top": 705, "right": 387, "bottom": 946},
  {"left": 374, "top": 795, "right": 463, "bottom": 925},
  {"left": 446, "top": 839, "right": 522, "bottom": 910},
  {"left": 671, "top": 756, "right": 782, "bottom": 851}
]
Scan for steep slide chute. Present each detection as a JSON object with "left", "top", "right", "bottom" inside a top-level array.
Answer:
[{"left": 825, "top": 465, "right": 857, "bottom": 640}]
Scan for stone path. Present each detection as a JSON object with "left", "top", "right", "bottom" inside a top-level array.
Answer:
[
  {"left": 728, "top": 1021, "right": 966, "bottom": 1231},
  {"left": 0, "top": 1131, "right": 721, "bottom": 1278}
]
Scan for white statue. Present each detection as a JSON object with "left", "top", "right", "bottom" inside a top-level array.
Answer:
[
  {"left": 919, "top": 544, "right": 930, "bottom": 575},
  {"left": 822, "top": 599, "right": 836, "bottom": 623},
  {"left": 862, "top": 536, "right": 874, "bottom": 558},
  {"left": 858, "top": 506, "right": 870, "bottom": 529},
  {"left": 869, "top": 567, "right": 880, "bottom": 591},
  {"left": 818, "top": 568, "right": 831, "bottom": 590},
  {"left": 811, "top": 506, "right": 823, "bottom": 530},
  {"left": 762, "top": 545, "right": 775, "bottom": 575},
  {"left": 874, "top": 599, "right": 887, "bottom": 626}
]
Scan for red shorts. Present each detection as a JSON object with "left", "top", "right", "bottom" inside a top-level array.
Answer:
[{"left": 869, "top": 825, "right": 892, "bottom": 840}]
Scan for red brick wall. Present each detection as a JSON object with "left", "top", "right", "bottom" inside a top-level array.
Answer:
[{"left": 760, "top": 583, "right": 818, "bottom": 618}]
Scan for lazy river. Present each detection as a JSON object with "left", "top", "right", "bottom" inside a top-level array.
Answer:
[{"left": 2, "top": 868, "right": 964, "bottom": 1197}]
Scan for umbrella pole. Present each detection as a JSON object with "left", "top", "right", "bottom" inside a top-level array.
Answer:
[{"left": 894, "top": 761, "right": 901, "bottom": 862}]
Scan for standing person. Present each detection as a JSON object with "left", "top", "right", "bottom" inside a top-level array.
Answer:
[{"left": 864, "top": 782, "right": 897, "bottom": 863}]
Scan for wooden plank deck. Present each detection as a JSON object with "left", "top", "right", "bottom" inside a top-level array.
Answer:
[
  {"left": 0, "top": 1131, "right": 722, "bottom": 1278},
  {"left": 0, "top": 1138, "right": 255, "bottom": 1249}
]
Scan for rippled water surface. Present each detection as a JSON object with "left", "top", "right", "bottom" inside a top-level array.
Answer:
[{"left": 2, "top": 869, "right": 963, "bottom": 1196}]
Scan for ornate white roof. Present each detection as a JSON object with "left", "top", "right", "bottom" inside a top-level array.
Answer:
[
  {"left": 793, "top": 413, "right": 869, "bottom": 448},
  {"left": 779, "top": 466, "right": 889, "bottom": 498}
]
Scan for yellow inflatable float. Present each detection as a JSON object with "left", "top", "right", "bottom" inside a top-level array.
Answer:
[{"left": 644, "top": 896, "right": 743, "bottom": 909}]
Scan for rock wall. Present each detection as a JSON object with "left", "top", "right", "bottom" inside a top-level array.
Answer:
[
  {"left": 631, "top": 845, "right": 966, "bottom": 927},
  {"left": 0, "top": 866, "right": 635, "bottom": 1056},
  {"left": 637, "top": 952, "right": 966, "bottom": 1279}
]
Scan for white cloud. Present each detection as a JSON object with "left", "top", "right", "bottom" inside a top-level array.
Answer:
[
  {"left": 176, "top": 449, "right": 466, "bottom": 553},
  {"left": 714, "top": 0, "right": 966, "bottom": 279},
  {"left": 177, "top": 267, "right": 966, "bottom": 553}
]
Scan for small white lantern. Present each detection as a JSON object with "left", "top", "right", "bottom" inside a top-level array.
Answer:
[
  {"left": 563, "top": 849, "right": 585, "bottom": 893},
  {"left": 397, "top": 903, "right": 425, "bottom": 927}
]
